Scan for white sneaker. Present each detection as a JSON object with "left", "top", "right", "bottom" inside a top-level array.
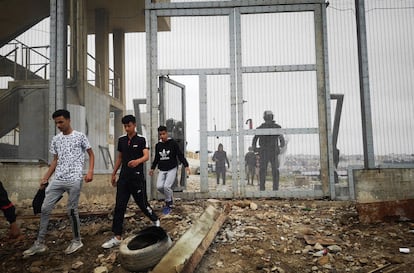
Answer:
[
  {"left": 153, "top": 219, "right": 160, "bottom": 227},
  {"left": 23, "top": 241, "right": 48, "bottom": 256},
  {"left": 101, "top": 237, "right": 122, "bottom": 249},
  {"left": 65, "top": 240, "right": 83, "bottom": 254}
]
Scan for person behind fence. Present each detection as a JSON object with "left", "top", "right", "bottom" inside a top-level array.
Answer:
[
  {"left": 0, "top": 181, "right": 21, "bottom": 239},
  {"left": 245, "top": 147, "right": 257, "bottom": 185},
  {"left": 23, "top": 109, "right": 95, "bottom": 256},
  {"left": 212, "top": 143, "right": 230, "bottom": 185},
  {"left": 149, "top": 125, "right": 190, "bottom": 215},
  {"left": 252, "top": 110, "right": 285, "bottom": 191},
  {"left": 102, "top": 115, "right": 160, "bottom": 249}
]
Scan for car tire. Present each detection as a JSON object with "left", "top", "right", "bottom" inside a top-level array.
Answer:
[{"left": 119, "top": 226, "right": 173, "bottom": 272}]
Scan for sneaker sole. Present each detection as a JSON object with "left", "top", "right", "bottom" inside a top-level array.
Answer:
[
  {"left": 23, "top": 248, "right": 47, "bottom": 256},
  {"left": 65, "top": 244, "right": 83, "bottom": 255},
  {"left": 101, "top": 241, "right": 121, "bottom": 249}
]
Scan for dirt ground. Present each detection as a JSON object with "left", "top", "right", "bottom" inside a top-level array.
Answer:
[{"left": 1, "top": 198, "right": 414, "bottom": 273}]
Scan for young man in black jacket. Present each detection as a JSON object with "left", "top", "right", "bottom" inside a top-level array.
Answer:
[{"left": 149, "top": 125, "right": 190, "bottom": 215}]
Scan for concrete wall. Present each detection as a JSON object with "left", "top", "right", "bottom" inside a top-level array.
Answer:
[
  {"left": 353, "top": 168, "right": 414, "bottom": 223},
  {"left": 0, "top": 163, "right": 115, "bottom": 207},
  {"left": 85, "top": 84, "right": 112, "bottom": 172},
  {"left": 353, "top": 168, "right": 414, "bottom": 203},
  {"left": 19, "top": 87, "right": 48, "bottom": 161}
]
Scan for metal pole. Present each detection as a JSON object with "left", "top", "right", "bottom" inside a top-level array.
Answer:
[{"left": 355, "top": 0, "right": 375, "bottom": 168}]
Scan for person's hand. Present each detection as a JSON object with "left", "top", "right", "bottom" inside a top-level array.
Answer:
[
  {"left": 9, "top": 222, "right": 21, "bottom": 239},
  {"left": 84, "top": 171, "right": 93, "bottom": 183},
  {"left": 127, "top": 159, "right": 139, "bottom": 168},
  {"left": 149, "top": 169, "right": 154, "bottom": 176},
  {"left": 40, "top": 178, "right": 48, "bottom": 189},
  {"left": 111, "top": 174, "right": 117, "bottom": 187},
  {"left": 186, "top": 167, "right": 191, "bottom": 176}
]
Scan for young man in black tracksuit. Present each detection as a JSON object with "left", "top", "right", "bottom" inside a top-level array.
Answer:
[
  {"left": 149, "top": 126, "right": 190, "bottom": 215},
  {"left": 102, "top": 115, "right": 160, "bottom": 249}
]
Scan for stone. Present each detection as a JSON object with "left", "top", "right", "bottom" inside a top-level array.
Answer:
[
  {"left": 317, "top": 255, "right": 330, "bottom": 266},
  {"left": 327, "top": 244, "right": 342, "bottom": 253},
  {"left": 72, "top": 261, "right": 84, "bottom": 270},
  {"left": 93, "top": 266, "right": 109, "bottom": 273},
  {"left": 250, "top": 202, "right": 258, "bottom": 210}
]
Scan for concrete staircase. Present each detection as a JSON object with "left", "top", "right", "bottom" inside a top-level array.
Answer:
[
  {"left": 0, "top": 0, "right": 49, "bottom": 48},
  {"left": 0, "top": 54, "right": 43, "bottom": 80},
  {"left": 0, "top": 87, "right": 19, "bottom": 138}
]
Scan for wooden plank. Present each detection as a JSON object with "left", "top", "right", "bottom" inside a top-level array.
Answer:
[
  {"left": 180, "top": 204, "right": 230, "bottom": 273},
  {"left": 150, "top": 205, "right": 229, "bottom": 273}
]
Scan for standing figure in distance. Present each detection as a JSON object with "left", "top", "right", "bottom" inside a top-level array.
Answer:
[
  {"left": 0, "top": 180, "right": 21, "bottom": 239},
  {"left": 102, "top": 115, "right": 160, "bottom": 249},
  {"left": 23, "top": 109, "right": 95, "bottom": 256},
  {"left": 212, "top": 143, "right": 230, "bottom": 185},
  {"left": 149, "top": 125, "right": 190, "bottom": 215},
  {"left": 244, "top": 147, "right": 257, "bottom": 185},
  {"left": 252, "top": 110, "right": 285, "bottom": 191}
]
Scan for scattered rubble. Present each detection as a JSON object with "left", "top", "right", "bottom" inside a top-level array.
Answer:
[{"left": 1, "top": 199, "right": 414, "bottom": 272}]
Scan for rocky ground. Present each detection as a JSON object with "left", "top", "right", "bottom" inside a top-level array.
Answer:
[{"left": 1, "top": 198, "right": 414, "bottom": 273}]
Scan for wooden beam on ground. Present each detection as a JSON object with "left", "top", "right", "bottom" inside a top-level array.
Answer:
[{"left": 150, "top": 204, "right": 230, "bottom": 273}]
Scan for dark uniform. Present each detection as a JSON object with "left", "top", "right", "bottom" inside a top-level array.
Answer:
[{"left": 252, "top": 111, "right": 285, "bottom": 191}]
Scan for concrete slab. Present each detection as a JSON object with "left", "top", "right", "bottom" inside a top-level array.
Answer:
[{"left": 150, "top": 205, "right": 229, "bottom": 273}]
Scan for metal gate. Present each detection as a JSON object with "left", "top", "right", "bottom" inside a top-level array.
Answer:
[
  {"left": 158, "top": 76, "right": 187, "bottom": 191},
  {"left": 147, "top": 0, "right": 334, "bottom": 200}
]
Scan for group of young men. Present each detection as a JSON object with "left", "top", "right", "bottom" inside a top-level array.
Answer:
[{"left": 0, "top": 109, "right": 189, "bottom": 256}]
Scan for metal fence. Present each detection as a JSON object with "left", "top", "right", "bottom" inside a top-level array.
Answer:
[{"left": 1, "top": 0, "right": 413, "bottom": 198}]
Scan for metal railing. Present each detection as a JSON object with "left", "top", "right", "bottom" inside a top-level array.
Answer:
[
  {"left": 1, "top": 40, "right": 119, "bottom": 98},
  {"left": 0, "top": 39, "right": 49, "bottom": 80},
  {"left": 87, "top": 52, "right": 121, "bottom": 98}
]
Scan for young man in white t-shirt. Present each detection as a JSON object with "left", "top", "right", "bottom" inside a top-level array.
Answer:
[{"left": 23, "top": 109, "right": 94, "bottom": 256}]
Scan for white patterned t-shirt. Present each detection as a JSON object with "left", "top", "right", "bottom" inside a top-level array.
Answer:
[{"left": 50, "top": 130, "right": 91, "bottom": 181}]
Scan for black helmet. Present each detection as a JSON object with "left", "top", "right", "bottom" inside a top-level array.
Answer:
[{"left": 263, "top": 110, "right": 273, "bottom": 121}]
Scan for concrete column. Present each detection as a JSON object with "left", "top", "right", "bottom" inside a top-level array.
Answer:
[
  {"left": 113, "top": 110, "right": 123, "bottom": 164},
  {"left": 113, "top": 29, "right": 125, "bottom": 103},
  {"left": 95, "top": 8, "right": 109, "bottom": 93},
  {"left": 49, "top": 0, "right": 67, "bottom": 162},
  {"left": 70, "top": 0, "right": 88, "bottom": 105},
  {"left": 314, "top": 5, "right": 332, "bottom": 196},
  {"left": 75, "top": 0, "right": 88, "bottom": 105}
]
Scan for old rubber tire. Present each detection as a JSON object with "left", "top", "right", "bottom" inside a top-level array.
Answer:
[{"left": 119, "top": 226, "right": 173, "bottom": 272}]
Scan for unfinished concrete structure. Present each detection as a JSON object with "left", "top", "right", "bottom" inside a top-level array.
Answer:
[{"left": 0, "top": 0, "right": 170, "bottom": 201}]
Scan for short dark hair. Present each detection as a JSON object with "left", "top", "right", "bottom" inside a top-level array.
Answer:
[
  {"left": 122, "top": 115, "right": 136, "bottom": 124},
  {"left": 158, "top": 125, "right": 167, "bottom": 132},
  {"left": 52, "top": 109, "right": 70, "bottom": 119}
]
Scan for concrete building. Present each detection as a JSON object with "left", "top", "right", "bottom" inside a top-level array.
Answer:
[{"left": 0, "top": 0, "right": 170, "bottom": 202}]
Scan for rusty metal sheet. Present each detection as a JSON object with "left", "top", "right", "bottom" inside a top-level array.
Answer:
[{"left": 356, "top": 199, "right": 414, "bottom": 224}]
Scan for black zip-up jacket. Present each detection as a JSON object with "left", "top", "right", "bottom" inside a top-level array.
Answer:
[{"left": 151, "top": 138, "right": 189, "bottom": 171}]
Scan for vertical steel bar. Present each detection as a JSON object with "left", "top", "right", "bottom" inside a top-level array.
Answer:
[{"left": 355, "top": 0, "right": 375, "bottom": 168}]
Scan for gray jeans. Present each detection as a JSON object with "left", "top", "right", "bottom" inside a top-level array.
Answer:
[
  {"left": 156, "top": 167, "right": 177, "bottom": 203},
  {"left": 37, "top": 179, "right": 82, "bottom": 243}
]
